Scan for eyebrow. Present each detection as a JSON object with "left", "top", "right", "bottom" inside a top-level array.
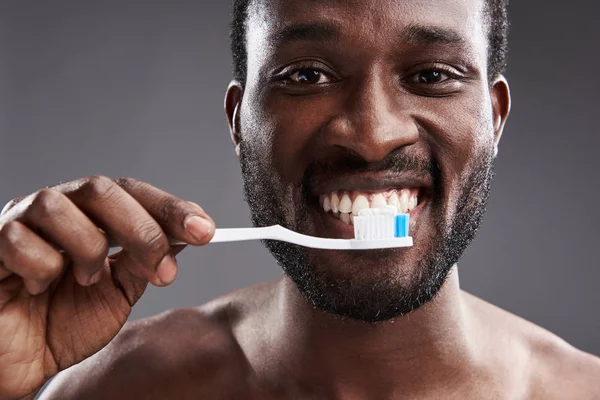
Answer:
[
  {"left": 270, "top": 22, "right": 467, "bottom": 49},
  {"left": 401, "top": 24, "right": 467, "bottom": 47},
  {"left": 270, "top": 23, "right": 340, "bottom": 47}
]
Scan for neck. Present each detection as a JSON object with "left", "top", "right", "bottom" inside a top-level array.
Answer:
[{"left": 271, "top": 267, "right": 481, "bottom": 396}]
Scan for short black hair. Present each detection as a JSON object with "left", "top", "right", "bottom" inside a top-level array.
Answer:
[{"left": 230, "top": 0, "right": 509, "bottom": 87}]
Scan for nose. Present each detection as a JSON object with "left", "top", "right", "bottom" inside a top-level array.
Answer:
[{"left": 323, "top": 71, "right": 419, "bottom": 162}]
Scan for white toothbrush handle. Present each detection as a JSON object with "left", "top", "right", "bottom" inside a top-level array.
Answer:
[
  {"left": 209, "top": 226, "right": 412, "bottom": 250},
  {"left": 108, "top": 225, "right": 412, "bottom": 251},
  {"left": 209, "top": 226, "right": 280, "bottom": 243},
  {"left": 208, "top": 225, "right": 345, "bottom": 248}
]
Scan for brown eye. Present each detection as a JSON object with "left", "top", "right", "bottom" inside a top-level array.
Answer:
[
  {"left": 416, "top": 70, "right": 449, "bottom": 84},
  {"left": 289, "top": 69, "right": 331, "bottom": 84}
]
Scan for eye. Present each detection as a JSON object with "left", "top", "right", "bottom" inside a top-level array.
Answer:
[
  {"left": 413, "top": 69, "right": 452, "bottom": 84},
  {"left": 402, "top": 65, "right": 465, "bottom": 96},
  {"left": 287, "top": 68, "right": 333, "bottom": 85},
  {"left": 407, "top": 65, "right": 465, "bottom": 85}
]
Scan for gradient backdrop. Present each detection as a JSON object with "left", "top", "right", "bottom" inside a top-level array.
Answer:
[{"left": 1, "top": 0, "right": 598, "bottom": 370}]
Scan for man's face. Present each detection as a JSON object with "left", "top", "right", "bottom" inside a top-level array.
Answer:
[{"left": 230, "top": 0, "right": 508, "bottom": 322}]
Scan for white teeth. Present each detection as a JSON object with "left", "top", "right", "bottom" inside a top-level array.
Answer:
[
  {"left": 399, "top": 189, "right": 410, "bottom": 213},
  {"left": 322, "top": 189, "right": 421, "bottom": 218},
  {"left": 323, "top": 196, "right": 331, "bottom": 213},
  {"left": 339, "top": 193, "right": 352, "bottom": 213},
  {"left": 330, "top": 193, "right": 340, "bottom": 214},
  {"left": 387, "top": 192, "right": 401, "bottom": 214},
  {"left": 371, "top": 193, "right": 387, "bottom": 208},
  {"left": 408, "top": 195, "right": 418, "bottom": 211},
  {"left": 340, "top": 212, "right": 351, "bottom": 224},
  {"left": 352, "top": 195, "right": 370, "bottom": 216}
]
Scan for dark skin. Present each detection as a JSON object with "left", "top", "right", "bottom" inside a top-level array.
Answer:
[{"left": 0, "top": 0, "right": 598, "bottom": 399}]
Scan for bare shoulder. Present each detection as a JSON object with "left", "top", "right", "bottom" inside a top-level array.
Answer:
[
  {"left": 39, "top": 287, "right": 268, "bottom": 400},
  {"left": 526, "top": 329, "right": 600, "bottom": 399},
  {"left": 464, "top": 292, "right": 600, "bottom": 399}
]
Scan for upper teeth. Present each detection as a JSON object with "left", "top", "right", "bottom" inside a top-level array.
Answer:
[
  {"left": 371, "top": 193, "right": 387, "bottom": 209},
  {"left": 351, "top": 195, "right": 369, "bottom": 216},
  {"left": 319, "top": 189, "right": 420, "bottom": 225},
  {"left": 330, "top": 192, "right": 340, "bottom": 213},
  {"left": 339, "top": 193, "right": 352, "bottom": 213}
]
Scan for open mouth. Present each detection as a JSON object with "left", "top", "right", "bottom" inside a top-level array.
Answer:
[
  {"left": 318, "top": 188, "right": 422, "bottom": 226},
  {"left": 308, "top": 173, "right": 433, "bottom": 238}
]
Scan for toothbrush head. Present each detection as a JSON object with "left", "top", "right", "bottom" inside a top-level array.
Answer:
[{"left": 353, "top": 205, "right": 410, "bottom": 240}]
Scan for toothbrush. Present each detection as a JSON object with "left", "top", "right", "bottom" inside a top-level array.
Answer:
[{"left": 108, "top": 206, "right": 412, "bottom": 251}]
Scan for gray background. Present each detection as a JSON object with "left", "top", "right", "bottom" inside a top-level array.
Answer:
[{"left": 0, "top": 0, "right": 598, "bottom": 360}]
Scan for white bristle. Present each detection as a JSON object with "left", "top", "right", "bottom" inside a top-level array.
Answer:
[{"left": 353, "top": 207, "right": 397, "bottom": 240}]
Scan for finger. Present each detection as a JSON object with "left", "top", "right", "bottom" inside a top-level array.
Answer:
[
  {"left": 111, "top": 244, "right": 186, "bottom": 288},
  {"left": 106, "top": 246, "right": 185, "bottom": 295},
  {"left": 54, "top": 176, "right": 172, "bottom": 286},
  {"left": 0, "top": 262, "right": 12, "bottom": 281},
  {"left": 18, "top": 189, "right": 109, "bottom": 286},
  {"left": 0, "top": 221, "right": 65, "bottom": 295},
  {"left": 113, "top": 251, "right": 178, "bottom": 287},
  {"left": 116, "top": 178, "right": 215, "bottom": 246}
]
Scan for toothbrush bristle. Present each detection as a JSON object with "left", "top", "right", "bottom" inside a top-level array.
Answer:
[{"left": 354, "top": 206, "right": 407, "bottom": 240}]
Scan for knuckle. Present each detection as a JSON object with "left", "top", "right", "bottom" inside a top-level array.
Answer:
[
  {"left": 157, "top": 197, "right": 180, "bottom": 222},
  {"left": 81, "top": 175, "right": 117, "bottom": 199},
  {"left": 114, "top": 177, "right": 139, "bottom": 191},
  {"left": 134, "top": 221, "right": 169, "bottom": 256},
  {"left": 37, "top": 255, "right": 64, "bottom": 281},
  {"left": 80, "top": 237, "right": 109, "bottom": 265},
  {"left": 31, "top": 189, "right": 64, "bottom": 218},
  {"left": 0, "top": 220, "right": 24, "bottom": 245}
]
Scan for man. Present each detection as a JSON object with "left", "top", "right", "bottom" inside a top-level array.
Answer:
[{"left": 0, "top": 0, "right": 598, "bottom": 398}]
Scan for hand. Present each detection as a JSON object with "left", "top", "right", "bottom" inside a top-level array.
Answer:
[{"left": 0, "top": 176, "right": 214, "bottom": 399}]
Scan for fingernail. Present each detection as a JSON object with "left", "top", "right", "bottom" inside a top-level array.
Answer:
[
  {"left": 28, "top": 280, "right": 50, "bottom": 296},
  {"left": 156, "top": 255, "right": 177, "bottom": 286},
  {"left": 89, "top": 268, "right": 103, "bottom": 285},
  {"left": 184, "top": 216, "right": 212, "bottom": 242}
]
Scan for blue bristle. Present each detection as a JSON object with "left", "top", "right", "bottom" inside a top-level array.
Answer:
[{"left": 395, "top": 214, "right": 410, "bottom": 238}]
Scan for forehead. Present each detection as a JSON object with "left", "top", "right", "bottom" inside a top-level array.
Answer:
[{"left": 246, "top": 0, "right": 488, "bottom": 63}]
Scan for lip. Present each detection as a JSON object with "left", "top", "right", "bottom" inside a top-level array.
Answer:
[{"left": 311, "top": 172, "right": 433, "bottom": 197}]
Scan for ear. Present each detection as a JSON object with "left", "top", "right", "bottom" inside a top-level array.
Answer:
[
  {"left": 490, "top": 75, "right": 511, "bottom": 158},
  {"left": 225, "top": 81, "right": 244, "bottom": 157}
]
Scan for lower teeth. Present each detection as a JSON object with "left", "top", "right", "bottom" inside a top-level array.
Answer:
[{"left": 340, "top": 213, "right": 351, "bottom": 224}]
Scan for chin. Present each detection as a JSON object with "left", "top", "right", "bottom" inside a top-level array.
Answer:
[
  {"left": 271, "top": 235, "right": 449, "bottom": 323},
  {"left": 307, "top": 247, "right": 421, "bottom": 285}
]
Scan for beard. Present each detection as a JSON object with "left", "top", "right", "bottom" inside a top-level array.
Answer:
[{"left": 239, "top": 139, "right": 495, "bottom": 323}]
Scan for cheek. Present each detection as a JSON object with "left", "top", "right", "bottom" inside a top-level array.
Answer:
[
  {"left": 240, "top": 91, "right": 334, "bottom": 219},
  {"left": 263, "top": 93, "right": 337, "bottom": 182},
  {"left": 415, "top": 89, "right": 495, "bottom": 215},
  {"left": 429, "top": 97, "right": 493, "bottom": 169}
]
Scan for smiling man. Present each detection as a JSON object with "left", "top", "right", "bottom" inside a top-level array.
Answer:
[{"left": 1, "top": 0, "right": 599, "bottom": 399}]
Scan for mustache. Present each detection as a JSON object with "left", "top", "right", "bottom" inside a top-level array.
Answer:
[{"left": 303, "top": 150, "right": 440, "bottom": 190}]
